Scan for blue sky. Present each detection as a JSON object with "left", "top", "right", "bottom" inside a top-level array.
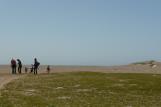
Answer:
[{"left": 0, "top": 0, "right": 161, "bottom": 65}]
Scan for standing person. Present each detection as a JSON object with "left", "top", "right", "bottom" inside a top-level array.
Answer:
[
  {"left": 17, "top": 59, "right": 22, "bottom": 74},
  {"left": 11, "top": 58, "right": 17, "bottom": 74},
  {"left": 47, "top": 65, "right": 50, "bottom": 74},
  {"left": 34, "top": 58, "right": 40, "bottom": 75}
]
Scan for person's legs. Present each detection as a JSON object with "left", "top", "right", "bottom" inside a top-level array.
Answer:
[
  {"left": 13, "top": 66, "right": 15, "bottom": 74},
  {"left": 12, "top": 66, "right": 14, "bottom": 74},
  {"left": 20, "top": 66, "right": 22, "bottom": 74},
  {"left": 34, "top": 67, "right": 37, "bottom": 75},
  {"left": 18, "top": 66, "right": 22, "bottom": 74},
  {"left": 18, "top": 67, "right": 19, "bottom": 74},
  {"left": 36, "top": 68, "right": 37, "bottom": 74},
  {"left": 13, "top": 68, "right": 14, "bottom": 74},
  {"left": 15, "top": 66, "right": 17, "bottom": 74},
  {"left": 14, "top": 67, "right": 16, "bottom": 74},
  {"left": 34, "top": 68, "right": 36, "bottom": 74}
]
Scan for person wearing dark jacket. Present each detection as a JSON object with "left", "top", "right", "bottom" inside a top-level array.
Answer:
[
  {"left": 11, "top": 58, "right": 17, "bottom": 74},
  {"left": 34, "top": 58, "right": 40, "bottom": 75},
  {"left": 17, "top": 59, "right": 22, "bottom": 74}
]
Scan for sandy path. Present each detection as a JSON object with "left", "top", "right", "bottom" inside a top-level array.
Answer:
[{"left": 0, "top": 75, "right": 23, "bottom": 89}]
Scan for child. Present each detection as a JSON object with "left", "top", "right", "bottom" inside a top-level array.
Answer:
[
  {"left": 47, "top": 65, "right": 50, "bottom": 74},
  {"left": 30, "top": 64, "right": 34, "bottom": 73}
]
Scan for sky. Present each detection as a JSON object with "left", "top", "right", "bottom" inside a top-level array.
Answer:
[{"left": 0, "top": 0, "right": 161, "bottom": 65}]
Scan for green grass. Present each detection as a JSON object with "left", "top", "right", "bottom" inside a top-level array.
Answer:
[{"left": 1, "top": 72, "right": 161, "bottom": 107}]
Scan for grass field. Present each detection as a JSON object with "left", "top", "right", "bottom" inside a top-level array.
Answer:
[{"left": 0, "top": 72, "right": 161, "bottom": 107}]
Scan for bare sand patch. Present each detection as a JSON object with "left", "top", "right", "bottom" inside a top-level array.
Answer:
[
  {"left": 57, "top": 96, "right": 71, "bottom": 100},
  {"left": 0, "top": 75, "right": 23, "bottom": 89}
]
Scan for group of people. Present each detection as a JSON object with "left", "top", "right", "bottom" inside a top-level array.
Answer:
[
  {"left": 11, "top": 58, "right": 22, "bottom": 74},
  {"left": 11, "top": 58, "right": 42, "bottom": 75}
]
